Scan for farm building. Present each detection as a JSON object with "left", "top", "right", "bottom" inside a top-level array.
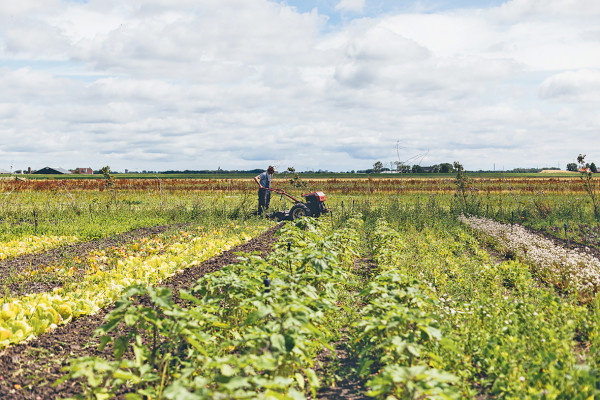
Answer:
[
  {"left": 76, "top": 167, "right": 93, "bottom": 174},
  {"left": 33, "top": 167, "right": 72, "bottom": 174}
]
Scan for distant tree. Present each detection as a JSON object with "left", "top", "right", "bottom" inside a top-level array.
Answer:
[
  {"left": 591, "top": 162, "right": 598, "bottom": 173},
  {"left": 393, "top": 162, "right": 409, "bottom": 173},
  {"left": 100, "top": 166, "right": 112, "bottom": 179},
  {"left": 453, "top": 161, "right": 469, "bottom": 212},
  {"left": 411, "top": 164, "right": 424, "bottom": 173},
  {"left": 567, "top": 162, "right": 578, "bottom": 172},
  {"left": 510, "top": 168, "right": 542, "bottom": 173},
  {"left": 439, "top": 163, "right": 454, "bottom": 173},
  {"left": 100, "top": 166, "right": 115, "bottom": 188},
  {"left": 373, "top": 161, "right": 384, "bottom": 173}
]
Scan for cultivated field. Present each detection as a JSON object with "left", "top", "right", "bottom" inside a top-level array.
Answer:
[{"left": 1, "top": 173, "right": 600, "bottom": 399}]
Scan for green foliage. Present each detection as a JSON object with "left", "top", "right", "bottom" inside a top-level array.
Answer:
[
  {"left": 0, "top": 192, "right": 259, "bottom": 243},
  {"left": 362, "top": 216, "right": 600, "bottom": 399},
  {"left": 51, "top": 192, "right": 600, "bottom": 399},
  {"left": 439, "top": 163, "right": 454, "bottom": 173},
  {"left": 372, "top": 161, "right": 384, "bottom": 173},
  {"left": 99, "top": 166, "right": 113, "bottom": 185},
  {"left": 59, "top": 217, "right": 363, "bottom": 399},
  {"left": 411, "top": 164, "right": 424, "bottom": 173}
]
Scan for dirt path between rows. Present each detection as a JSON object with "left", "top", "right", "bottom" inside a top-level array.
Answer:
[
  {"left": 0, "top": 224, "right": 282, "bottom": 400},
  {"left": 312, "top": 257, "right": 375, "bottom": 400}
]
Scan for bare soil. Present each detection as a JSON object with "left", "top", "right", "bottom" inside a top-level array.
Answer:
[
  {"left": 315, "top": 344, "right": 368, "bottom": 400},
  {"left": 312, "top": 257, "right": 376, "bottom": 400}
]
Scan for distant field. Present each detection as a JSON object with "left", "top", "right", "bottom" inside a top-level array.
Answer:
[{"left": 3, "top": 171, "right": 583, "bottom": 180}]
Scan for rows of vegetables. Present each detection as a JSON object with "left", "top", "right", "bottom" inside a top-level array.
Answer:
[
  {"left": 58, "top": 217, "right": 364, "bottom": 399},
  {"left": 48, "top": 207, "right": 600, "bottom": 399},
  {"left": 3, "top": 183, "right": 600, "bottom": 399},
  {"left": 369, "top": 218, "right": 600, "bottom": 398},
  {"left": 0, "top": 221, "right": 270, "bottom": 349}
]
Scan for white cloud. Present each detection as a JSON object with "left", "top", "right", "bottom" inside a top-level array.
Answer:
[
  {"left": 0, "top": 0, "right": 599, "bottom": 172},
  {"left": 496, "top": 0, "right": 600, "bottom": 19},
  {"left": 335, "top": 0, "right": 365, "bottom": 14},
  {"left": 0, "top": 0, "right": 62, "bottom": 16},
  {"left": 539, "top": 69, "right": 600, "bottom": 102}
]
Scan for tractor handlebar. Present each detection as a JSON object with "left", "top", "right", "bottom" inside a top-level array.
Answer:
[{"left": 264, "top": 187, "right": 302, "bottom": 203}]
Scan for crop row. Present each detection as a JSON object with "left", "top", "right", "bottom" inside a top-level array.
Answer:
[
  {"left": 29, "top": 206, "right": 600, "bottom": 399},
  {"left": 0, "top": 220, "right": 271, "bottom": 349},
  {"left": 345, "top": 220, "right": 460, "bottom": 398},
  {"left": 6, "top": 233, "right": 193, "bottom": 287},
  {"left": 460, "top": 215, "right": 600, "bottom": 302},
  {"left": 368, "top": 216, "right": 600, "bottom": 398},
  {"left": 0, "top": 234, "right": 78, "bottom": 260},
  {"left": 0, "top": 176, "right": 589, "bottom": 194}
]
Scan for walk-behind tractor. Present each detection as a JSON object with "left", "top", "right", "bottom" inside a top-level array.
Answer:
[{"left": 266, "top": 188, "right": 329, "bottom": 221}]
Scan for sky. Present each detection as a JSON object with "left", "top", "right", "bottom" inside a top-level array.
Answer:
[{"left": 0, "top": 0, "right": 599, "bottom": 172}]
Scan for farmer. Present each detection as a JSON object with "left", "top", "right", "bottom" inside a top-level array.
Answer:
[{"left": 254, "top": 166, "right": 276, "bottom": 214}]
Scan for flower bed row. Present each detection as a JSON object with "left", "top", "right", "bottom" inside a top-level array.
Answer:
[{"left": 459, "top": 215, "right": 600, "bottom": 301}]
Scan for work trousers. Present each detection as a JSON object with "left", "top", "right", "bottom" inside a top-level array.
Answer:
[{"left": 258, "top": 188, "right": 271, "bottom": 214}]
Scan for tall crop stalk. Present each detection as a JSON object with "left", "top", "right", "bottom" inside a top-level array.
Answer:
[
  {"left": 577, "top": 154, "right": 600, "bottom": 229},
  {"left": 452, "top": 161, "right": 480, "bottom": 215},
  {"left": 453, "top": 162, "right": 469, "bottom": 213}
]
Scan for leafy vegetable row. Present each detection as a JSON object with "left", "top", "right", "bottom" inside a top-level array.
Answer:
[
  {"left": 0, "top": 234, "right": 78, "bottom": 260},
  {"left": 346, "top": 220, "right": 460, "bottom": 399},
  {"left": 57, "top": 210, "right": 600, "bottom": 399},
  {"left": 0, "top": 221, "right": 269, "bottom": 349}
]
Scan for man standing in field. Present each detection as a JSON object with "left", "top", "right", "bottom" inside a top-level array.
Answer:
[{"left": 254, "top": 166, "right": 276, "bottom": 214}]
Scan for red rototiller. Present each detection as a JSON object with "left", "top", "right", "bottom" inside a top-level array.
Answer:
[{"left": 265, "top": 188, "right": 329, "bottom": 221}]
